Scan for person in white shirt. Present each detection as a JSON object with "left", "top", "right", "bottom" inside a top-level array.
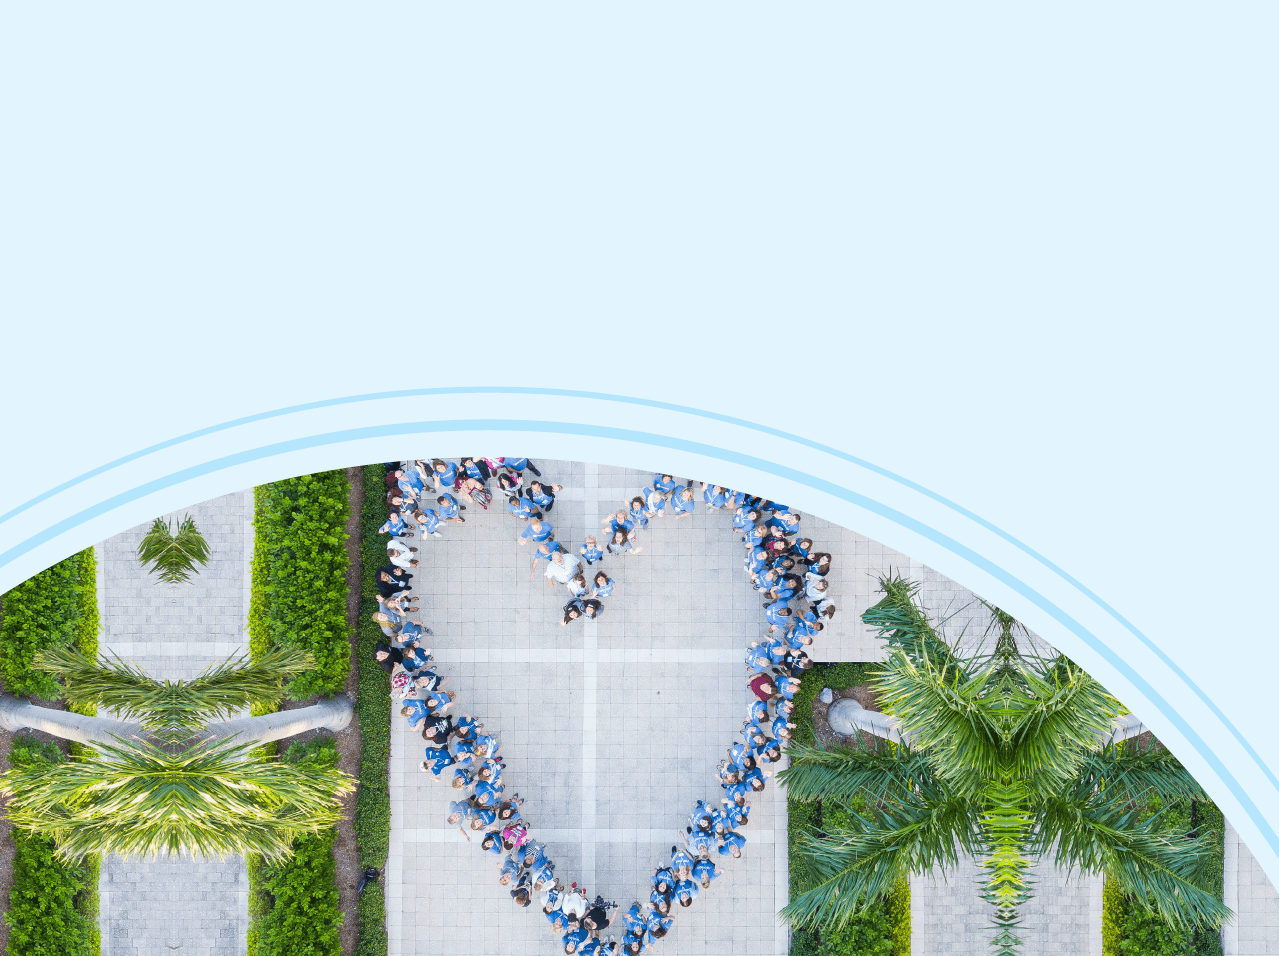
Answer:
[
  {"left": 386, "top": 539, "right": 419, "bottom": 569},
  {"left": 544, "top": 551, "right": 583, "bottom": 589}
]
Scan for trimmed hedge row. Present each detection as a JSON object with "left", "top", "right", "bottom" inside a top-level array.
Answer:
[
  {"left": 249, "top": 474, "right": 351, "bottom": 698},
  {"left": 0, "top": 548, "right": 99, "bottom": 700},
  {"left": 5, "top": 737, "right": 100, "bottom": 956},
  {"left": 1102, "top": 797, "right": 1225, "bottom": 956},
  {"left": 247, "top": 741, "right": 343, "bottom": 956},
  {"left": 355, "top": 463, "right": 392, "bottom": 956},
  {"left": 788, "top": 661, "right": 908, "bottom": 955}
]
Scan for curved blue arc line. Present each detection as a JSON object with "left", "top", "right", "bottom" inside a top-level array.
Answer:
[
  {"left": 3, "top": 386, "right": 1268, "bottom": 808},
  {"left": 3, "top": 415, "right": 1277, "bottom": 861}
]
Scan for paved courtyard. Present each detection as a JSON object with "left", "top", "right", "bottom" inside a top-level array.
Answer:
[{"left": 95, "top": 491, "right": 252, "bottom": 956}]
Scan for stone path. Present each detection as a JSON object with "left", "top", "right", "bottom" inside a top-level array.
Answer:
[
  {"left": 96, "top": 491, "right": 252, "bottom": 956},
  {"left": 1225, "top": 820, "right": 1279, "bottom": 954}
]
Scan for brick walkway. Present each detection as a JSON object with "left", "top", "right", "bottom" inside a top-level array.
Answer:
[{"left": 96, "top": 491, "right": 252, "bottom": 956}]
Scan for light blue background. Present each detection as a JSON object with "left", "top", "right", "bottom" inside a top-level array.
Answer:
[{"left": 2, "top": 3, "right": 1276, "bottom": 885}]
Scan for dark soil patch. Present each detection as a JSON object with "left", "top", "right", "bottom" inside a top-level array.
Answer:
[
  {"left": 274, "top": 466, "right": 364, "bottom": 956},
  {"left": 811, "top": 683, "right": 889, "bottom": 751}
]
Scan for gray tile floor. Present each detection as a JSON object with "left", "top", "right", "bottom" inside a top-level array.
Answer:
[{"left": 96, "top": 491, "right": 252, "bottom": 956}]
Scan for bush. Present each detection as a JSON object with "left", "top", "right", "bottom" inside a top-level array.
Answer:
[
  {"left": 5, "top": 737, "right": 98, "bottom": 956},
  {"left": 355, "top": 464, "right": 392, "bottom": 956},
  {"left": 247, "top": 740, "right": 343, "bottom": 956},
  {"left": 0, "top": 549, "right": 98, "bottom": 699},
  {"left": 788, "top": 662, "right": 906, "bottom": 955},
  {"left": 250, "top": 473, "right": 350, "bottom": 697}
]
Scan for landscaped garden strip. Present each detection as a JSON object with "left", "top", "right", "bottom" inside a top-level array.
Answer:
[
  {"left": 247, "top": 740, "right": 343, "bottom": 956},
  {"left": 1102, "top": 794, "right": 1225, "bottom": 956},
  {"left": 4, "top": 737, "right": 100, "bottom": 956},
  {"left": 249, "top": 472, "right": 351, "bottom": 697},
  {"left": 786, "top": 661, "right": 909, "bottom": 956},
  {"left": 0, "top": 547, "right": 99, "bottom": 700}
]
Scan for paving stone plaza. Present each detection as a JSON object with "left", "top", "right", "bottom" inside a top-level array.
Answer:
[{"left": 82, "top": 461, "right": 1279, "bottom": 955}]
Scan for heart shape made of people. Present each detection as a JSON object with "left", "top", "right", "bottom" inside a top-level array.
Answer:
[{"left": 374, "top": 458, "right": 835, "bottom": 956}]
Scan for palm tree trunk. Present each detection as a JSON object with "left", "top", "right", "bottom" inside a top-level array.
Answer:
[
  {"left": 0, "top": 693, "right": 352, "bottom": 748},
  {"left": 826, "top": 697, "right": 912, "bottom": 746}
]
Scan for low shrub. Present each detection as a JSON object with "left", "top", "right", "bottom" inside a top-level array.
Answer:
[
  {"left": 5, "top": 737, "right": 99, "bottom": 956},
  {"left": 247, "top": 740, "right": 343, "bottom": 956},
  {"left": 0, "top": 548, "right": 98, "bottom": 700},
  {"left": 250, "top": 472, "right": 350, "bottom": 697},
  {"left": 355, "top": 463, "right": 392, "bottom": 956}
]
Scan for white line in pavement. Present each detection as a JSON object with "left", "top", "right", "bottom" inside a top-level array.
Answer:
[
  {"left": 430, "top": 648, "right": 744, "bottom": 664},
  {"left": 582, "top": 621, "right": 598, "bottom": 890},
  {"left": 400, "top": 829, "right": 777, "bottom": 844}
]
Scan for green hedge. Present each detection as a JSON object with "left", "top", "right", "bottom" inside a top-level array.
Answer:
[
  {"left": 247, "top": 741, "right": 343, "bottom": 956},
  {"left": 4, "top": 738, "right": 99, "bottom": 956},
  {"left": 787, "top": 661, "right": 907, "bottom": 955},
  {"left": 355, "top": 464, "right": 392, "bottom": 956},
  {"left": 249, "top": 473, "right": 350, "bottom": 697},
  {"left": 1102, "top": 797, "right": 1224, "bottom": 956},
  {"left": 0, "top": 548, "right": 98, "bottom": 700}
]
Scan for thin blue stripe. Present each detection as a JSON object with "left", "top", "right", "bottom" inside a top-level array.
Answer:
[{"left": 2, "top": 415, "right": 1275, "bottom": 861}]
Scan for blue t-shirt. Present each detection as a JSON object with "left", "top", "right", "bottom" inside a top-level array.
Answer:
[
  {"left": 437, "top": 494, "right": 460, "bottom": 519},
  {"left": 379, "top": 513, "right": 407, "bottom": 536},
  {"left": 772, "top": 715, "right": 793, "bottom": 739},
  {"left": 670, "top": 491, "right": 696, "bottom": 515},
  {"left": 692, "top": 860, "right": 719, "bottom": 885},
  {"left": 653, "top": 475, "right": 678, "bottom": 494},
  {"left": 451, "top": 767, "right": 473, "bottom": 790},
  {"left": 742, "top": 525, "right": 766, "bottom": 548},
  {"left": 687, "top": 830, "right": 715, "bottom": 856},
  {"left": 548, "top": 910, "right": 572, "bottom": 932},
  {"left": 651, "top": 867, "right": 675, "bottom": 893},
  {"left": 474, "top": 780, "right": 503, "bottom": 806},
  {"left": 400, "top": 470, "right": 425, "bottom": 496},
  {"left": 506, "top": 457, "right": 529, "bottom": 471},
  {"left": 435, "top": 462, "right": 458, "bottom": 485},
  {"left": 417, "top": 508, "right": 441, "bottom": 533},
  {"left": 450, "top": 741, "right": 475, "bottom": 766},
  {"left": 454, "top": 715, "right": 478, "bottom": 738},
  {"left": 646, "top": 912, "right": 673, "bottom": 936},
  {"left": 508, "top": 496, "right": 536, "bottom": 519},
  {"left": 500, "top": 854, "right": 522, "bottom": 880},
  {"left": 675, "top": 879, "right": 699, "bottom": 904},
  {"left": 670, "top": 848, "right": 693, "bottom": 873},
  {"left": 703, "top": 486, "right": 727, "bottom": 508},
  {"left": 592, "top": 577, "right": 614, "bottom": 599},
  {"left": 529, "top": 486, "right": 555, "bottom": 508},
  {"left": 749, "top": 700, "right": 769, "bottom": 722},
  {"left": 471, "top": 806, "right": 496, "bottom": 828},
  {"left": 623, "top": 903, "right": 647, "bottom": 935},
  {"left": 474, "top": 734, "right": 499, "bottom": 758},
  {"left": 562, "top": 927, "right": 589, "bottom": 949},
  {"left": 723, "top": 781, "right": 748, "bottom": 805},
  {"left": 723, "top": 802, "right": 749, "bottom": 829},
  {"left": 606, "top": 515, "right": 634, "bottom": 535},
  {"left": 628, "top": 503, "right": 649, "bottom": 528},
  {"left": 580, "top": 543, "right": 604, "bottom": 564},
  {"left": 644, "top": 489, "right": 666, "bottom": 513},
  {"left": 520, "top": 520, "right": 554, "bottom": 542},
  {"left": 422, "top": 747, "right": 453, "bottom": 775},
  {"left": 765, "top": 600, "right": 791, "bottom": 626},
  {"left": 400, "top": 699, "right": 428, "bottom": 727},
  {"left": 531, "top": 862, "right": 555, "bottom": 888},
  {"left": 718, "top": 831, "right": 747, "bottom": 857},
  {"left": 621, "top": 932, "right": 646, "bottom": 954},
  {"left": 447, "top": 799, "right": 473, "bottom": 823},
  {"left": 463, "top": 460, "right": 485, "bottom": 481}
]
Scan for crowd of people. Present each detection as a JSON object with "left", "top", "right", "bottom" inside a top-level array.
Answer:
[{"left": 371, "top": 458, "right": 838, "bottom": 954}]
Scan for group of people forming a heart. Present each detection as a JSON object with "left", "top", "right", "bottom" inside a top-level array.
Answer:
[{"left": 370, "top": 458, "right": 838, "bottom": 955}]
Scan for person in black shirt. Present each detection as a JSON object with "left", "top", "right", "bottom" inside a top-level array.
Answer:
[
  {"left": 376, "top": 565, "right": 412, "bottom": 598},
  {"left": 374, "top": 642, "right": 403, "bottom": 675}
]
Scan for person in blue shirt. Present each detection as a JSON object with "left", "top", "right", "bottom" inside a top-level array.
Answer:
[
  {"left": 620, "top": 933, "right": 646, "bottom": 955},
  {"left": 748, "top": 699, "right": 769, "bottom": 723},
  {"left": 718, "top": 830, "right": 747, "bottom": 859},
  {"left": 398, "top": 619, "right": 431, "bottom": 645},
  {"left": 450, "top": 766, "right": 473, "bottom": 791},
  {"left": 643, "top": 487, "right": 666, "bottom": 519},
  {"left": 627, "top": 496, "right": 649, "bottom": 530},
  {"left": 378, "top": 511, "right": 411, "bottom": 537},
  {"left": 745, "top": 646, "right": 772, "bottom": 675},
  {"left": 473, "top": 732, "right": 499, "bottom": 759},
  {"left": 531, "top": 861, "right": 556, "bottom": 892},
  {"left": 398, "top": 468, "right": 426, "bottom": 500},
  {"left": 430, "top": 459, "right": 458, "bottom": 489},
  {"left": 421, "top": 746, "right": 454, "bottom": 776},
  {"left": 477, "top": 757, "right": 503, "bottom": 787},
  {"left": 670, "top": 485, "right": 697, "bottom": 520},
  {"left": 474, "top": 778, "right": 503, "bottom": 807},
  {"left": 732, "top": 506, "right": 759, "bottom": 530},
  {"left": 767, "top": 510, "right": 802, "bottom": 534},
  {"left": 507, "top": 495, "right": 538, "bottom": 521},
  {"left": 702, "top": 483, "right": 729, "bottom": 509},
  {"left": 498, "top": 852, "right": 523, "bottom": 886},
  {"left": 691, "top": 858, "right": 720, "bottom": 888},
  {"left": 683, "top": 826, "right": 715, "bottom": 859},
  {"left": 742, "top": 523, "right": 766, "bottom": 549},
  {"left": 790, "top": 537, "right": 814, "bottom": 562},
  {"left": 481, "top": 828, "right": 505, "bottom": 857},
  {"left": 606, "top": 529, "right": 641, "bottom": 555},
  {"left": 651, "top": 865, "right": 675, "bottom": 899},
  {"left": 765, "top": 600, "right": 793, "bottom": 629},
  {"left": 450, "top": 738, "right": 476, "bottom": 768},
  {"left": 622, "top": 902, "right": 648, "bottom": 940},
  {"left": 460, "top": 457, "right": 490, "bottom": 483},
  {"left": 590, "top": 571, "right": 614, "bottom": 600},
  {"left": 562, "top": 925, "right": 590, "bottom": 954},
  {"left": 411, "top": 507, "right": 443, "bottom": 536},
  {"left": 808, "top": 551, "right": 832, "bottom": 576},
  {"left": 745, "top": 547, "right": 769, "bottom": 577},
  {"left": 602, "top": 509, "right": 634, "bottom": 537},
  {"left": 519, "top": 517, "right": 554, "bottom": 544},
  {"left": 645, "top": 907, "right": 673, "bottom": 939},
  {"left": 526, "top": 480, "right": 563, "bottom": 513},
  {"left": 446, "top": 798, "right": 475, "bottom": 828},
  {"left": 772, "top": 714, "right": 797, "bottom": 741},
  {"left": 725, "top": 489, "right": 747, "bottom": 509},
  {"left": 469, "top": 804, "right": 497, "bottom": 831},
  {"left": 579, "top": 535, "right": 604, "bottom": 565},
  {"left": 743, "top": 764, "right": 768, "bottom": 792},
  {"left": 504, "top": 457, "right": 542, "bottom": 477},
  {"left": 399, "top": 699, "right": 428, "bottom": 727},
  {"left": 453, "top": 714, "right": 480, "bottom": 739},
  {"left": 674, "top": 877, "right": 699, "bottom": 907},
  {"left": 435, "top": 494, "right": 465, "bottom": 523},
  {"left": 669, "top": 845, "right": 693, "bottom": 881},
  {"left": 722, "top": 800, "right": 749, "bottom": 830},
  {"left": 775, "top": 674, "right": 801, "bottom": 701},
  {"left": 652, "top": 474, "right": 679, "bottom": 497}
]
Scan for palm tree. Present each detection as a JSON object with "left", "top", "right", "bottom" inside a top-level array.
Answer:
[
  {"left": 780, "top": 575, "right": 1230, "bottom": 955},
  {"left": 0, "top": 647, "right": 355, "bottom": 861},
  {"left": 136, "top": 514, "right": 211, "bottom": 584}
]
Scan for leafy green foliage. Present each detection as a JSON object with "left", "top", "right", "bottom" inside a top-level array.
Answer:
[
  {"left": 0, "top": 549, "right": 97, "bottom": 699},
  {"left": 355, "top": 464, "right": 392, "bottom": 956},
  {"left": 782, "top": 577, "right": 1228, "bottom": 955},
  {"left": 5, "top": 738, "right": 98, "bottom": 956},
  {"left": 135, "top": 515, "right": 211, "bottom": 584},
  {"left": 1103, "top": 877, "right": 1127, "bottom": 956},
  {"left": 247, "top": 740, "right": 343, "bottom": 956},
  {"left": 251, "top": 473, "right": 351, "bottom": 697}
]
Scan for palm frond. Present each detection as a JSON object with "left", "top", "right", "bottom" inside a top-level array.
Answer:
[
  {"left": 136, "top": 515, "right": 211, "bottom": 584},
  {"left": 862, "top": 574, "right": 960, "bottom": 674},
  {"left": 780, "top": 740, "right": 937, "bottom": 806},
  {"left": 1066, "top": 739, "right": 1207, "bottom": 809},
  {"left": 783, "top": 793, "right": 980, "bottom": 932},
  {"left": 0, "top": 736, "right": 355, "bottom": 861},
  {"left": 33, "top": 646, "right": 312, "bottom": 734}
]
